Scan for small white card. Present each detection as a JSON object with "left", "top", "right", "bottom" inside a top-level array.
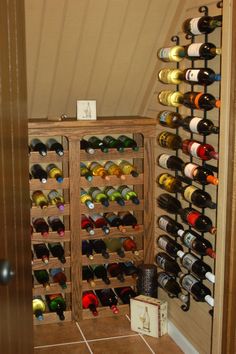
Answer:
[{"left": 76, "top": 100, "right": 97, "bottom": 120}]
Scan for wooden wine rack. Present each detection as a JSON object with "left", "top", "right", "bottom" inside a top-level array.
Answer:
[{"left": 29, "top": 116, "right": 156, "bottom": 324}]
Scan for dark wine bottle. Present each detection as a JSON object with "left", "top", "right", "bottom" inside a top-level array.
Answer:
[
  {"left": 102, "top": 135, "right": 124, "bottom": 152},
  {"left": 117, "top": 135, "right": 139, "bottom": 151},
  {"left": 114, "top": 286, "right": 137, "bottom": 304},
  {"left": 183, "top": 91, "right": 220, "bottom": 111},
  {"left": 89, "top": 239, "right": 109, "bottom": 259},
  {"left": 177, "top": 229, "right": 216, "bottom": 258},
  {"left": 33, "top": 243, "right": 49, "bottom": 264},
  {"left": 46, "top": 138, "right": 64, "bottom": 156},
  {"left": 82, "top": 266, "right": 96, "bottom": 287},
  {"left": 45, "top": 294, "right": 66, "bottom": 320},
  {"left": 157, "top": 193, "right": 182, "bottom": 214},
  {"left": 157, "top": 234, "right": 183, "bottom": 257},
  {"left": 183, "top": 15, "right": 222, "bottom": 36},
  {"left": 31, "top": 164, "right": 47, "bottom": 183},
  {"left": 88, "top": 136, "right": 108, "bottom": 153},
  {"left": 95, "top": 288, "right": 119, "bottom": 314},
  {"left": 106, "top": 263, "right": 125, "bottom": 282},
  {"left": 179, "top": 207, "right": 216, "bottom": 234},
  {"left": 47, "top": 216, "right": 65, "bottom": 237},
  {"left": 32, "top": 217, "right": 49, "bottom": 237},
  {"left": 157, "top": 215, "right": 184, "bottom": 237},
  {"left": 156, "top": 252, "right": 182, "bottom": 276},
  {"left": 157, "top": 154, "right": 184, "bottom": 172},
  {"left": 182, "top": 139, "right": 219, "bottom": 160},
  {"left": 104, "top": 212, "right": 126, "bottom": 233},
  {"left": 82, "top": 240, "right": 94, "bottom": 260},
  {"left": 157, "top": 272, "right": 187, "bottom": 303},
  {"left": 181, "top": 185, "right": 216, "bottom": 209},
  {"left": 48, "top": 242, "right": 66, "bottom": 263},
  {"left": 182, "top": 162, "right": 218, "bottom": 186},
  {"left": 80, "top": 139, "right": 95, "bottom": 155},
  {"left": 90, "top": 264, "right": 110, "bottom": 285},
  {"left": 180, "top": 274, "right": 214, "bottom": 306},
  {"left": 30, "top": 138, "right": 47, "bottom": 156},
  {"left": 181, "top": 116, "right": 219, "bottom": 136},
  {"left": 184, "top": 42, "right": 221, "bottom": 60}
]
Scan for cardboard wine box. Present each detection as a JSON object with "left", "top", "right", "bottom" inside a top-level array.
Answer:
[{"left": 130, "top": 295, "right": 168, "bottom": 338}]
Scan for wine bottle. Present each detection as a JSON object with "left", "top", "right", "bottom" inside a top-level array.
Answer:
[
  {"left": 102, "top": 135, "right": 124, "bottom": 152},
  {"left": 104, "top": 212, "right": 126, "bottom": 233},
  {"left": 80, "top": 188, "right": 95, "bottom": 209},
  {"left": 121, "top": 237, "right": 139, "bottom": 255},
  {"left": 157, "top": 131, "right": 182, "bottom": 150},
  {"left": 34, "top": 269, "right": 50, "bottom": 290},
  {"left": 89, "top": 213, "right": 110, "bottom": 235},
  {"left": 82, "top": 291, "right": 99, "bottom": 316},
  {"left": 182, "top": 139, "right": 219, "bottom": 160},
  {"left": 117, "top": 160, "right": 139, "bottom": 177},
  {"left": 80, "top": 139, "right": 95, "bottom": 155},
  {"left": 103, "top": 186, "right": 125, "bottom": 206},
  {"left": 47, "top": 189, "right": 65, "bottom": 211},
  {"left": 115, "top": 286, "right": 137, "bottom": 304},
  {"left": 106, "top": 263, "right": 125, "bottom": 282},
  {"left": 157, "top": 234, "right": 183, "bottom": 257},
  {"left": 81, "top": 214, "right": 95, "bottom": 236},
  {"left": 32, "top": 217, "right": 49, "bottom": 237},
  {"left": 47, "top": 216, "right": 65, "bottom": 237},
  {"left": 117, "top": 185, "right": 140, "bottom": 205},
  {"left": 157, "top": 154, "right": 184, "bottom": 172},
  {"left": 88, "top": 161, "right": 110, "bottom": 180},
  {"left": 89, "top": 239, "right": 109, "bottom": 259},
  {"left": 80, "top": 162, "right": 93, "bottom": 182},
  {"left": 184, "top": 91, "right": 220, "bottom": 110},
  {"left": 82, "top": 266, "right": 96, "bottom": 287},
  {"left": 157, "top": 193, "right": 182, "bottom": 214},
  {"left": 181, "top": 116, "right": 219, "bottom": 136},
  {"left": 157, "top": 215, "right": 184, "bottom": 237},
  {"left": 184, "top": 42, "right": 221, "bottom": 60},
  {"left": 158, "top": 90, "right": 184, "bottom": 108},
  {"left": 45, "top": 294, "right": 66, "bottom": 320},
  {"left": 33, "top": 243, "right": 49, "bottom": 264},
  {"left": 155, "top": 252, "right": 182, "bottom": 277},
  {"left": 177, "top": 250, "right": 215, "bottom": 283},
  {"left": 31, "top": 190, "right": 48, "bottom": 209},
  {"left": 90, "top": 264, "right": 110, "bottom": 284},
  {"left": 157, "top": 272, "right": 187, "bottom": 303},
  {"left": 157, "top": 173, "right": 183, "bottom": 193},
  {"left": 30, "top": 164, "right": 47, "bottom": 183},
  {"left": 30, "top": 138, "right": 47, "bottom": 156},
  {"left": 180, "top": 274, "right": 214, "bottom": 307},
  {"left": 82, "top": 240, "right": 94, "bottom": 260},
  {"left": 88, "top": 186, "right": 109, "bottom": 207},
  {"left": 177, "top": 229, "right": 216, "bottom": 258},
  {"left": 159, "top": 67, "right": 221, "bottom": 86},
  {"left": 88, "top": 136, "right": 108, "bottom": 153},
  {"left": 33, "top": 296, "right": 46, "bottom": 321},
  {"left": 183, "top": 162, "right": 218, "bottom": 185},
  {"left": 49, "top": 268, "right": 67, "bottom": 289},
  {"left": 157, "top": 111, "right": 183, "bottom": 129},
  {"left": 121, "top": 261, "right": 139, "bottom": 277},
  {"left": 117, "top": 135, "right": 139, "bottom": 151},
  {"left": 179, "top": 207, "right": 216, "bottom": 234},
  {"left": 183, "top": 15, "right": 222, "bottom": 35},
  {"left": 95, "top": 288, "right": 119, "bottom": 314},
  {"left": 48, "top": 242, "right": 66, "bottom": 263},
  {"left": 118, "top": 211, "right": 139, "bottom": 230},
  {"left": 181, "top": 185, "right": 216, "bottom": 209},
  {"left": 157, "top": 45, "right": 186, "bottom": 62},
  {"left": 104, "top": 160, "right": 126, "bottom": 180},
  {"left": 46, "top": 138, "right": 64, "bottom": 156},
  {"left": 104, "top": 238, "right": 125, "bottom": 258},
  {"left": 46, "top": 164, "right": 64, "bottom": 183}
]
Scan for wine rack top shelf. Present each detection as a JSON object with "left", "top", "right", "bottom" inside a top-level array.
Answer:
[{"left": 28, "top": 116, "right": 157, "bottom": 138}]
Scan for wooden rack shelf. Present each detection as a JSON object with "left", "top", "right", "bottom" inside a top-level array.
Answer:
[{"left": 29, "top": 116, "right": 156, "bottom": 323}]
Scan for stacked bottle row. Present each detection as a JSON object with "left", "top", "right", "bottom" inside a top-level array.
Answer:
[{"left": 155, "top": 10, "right": 221, "bottom": 309}]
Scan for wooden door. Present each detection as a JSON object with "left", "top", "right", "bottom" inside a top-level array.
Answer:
[{"left": 0, "top": 1, "right": 33, "bottom": 353}]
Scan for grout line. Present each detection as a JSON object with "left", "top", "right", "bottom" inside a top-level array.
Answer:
[
  {"left": 34, "top": 340, "right": 85, "bottom": 349},
  {"left": 126, "top": 313, "right": 155, "bottom": 354},
  {"left": 76, "top": 322, "right": 94, "bottom": 354},
  {"left": 87, "top": 334, "right": 140, "bottom": 343}
]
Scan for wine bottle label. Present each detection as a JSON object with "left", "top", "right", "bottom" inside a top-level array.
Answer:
[
  {"left": 105, "top": 214, "right": 116, "bottom": 223},
  {"left": 183, "top": 232, "right": 196, "bottom": 248},
  {"left": 158, "top": 216, "right": 169, "bottom": 231},
  {"left": 158, "top": 173, "right": 170, "bottom": 186},
  {"left": 91, "top": 190, "right": 100, "bottom": 199},
  {"left": 187, "top": 43, "right": 202, "bottom": 57},
  {"left": 48, "top": 190, "right": 59, "bottom": 199},
  {"left": 183, "top": 185, "right": 198, "bottom": 202},
  {"left": 182, "top": 253, "right": 197, "bottom": 271},
  {"left": 188, "top": 142, "right": 201, "bottom": 158},
  {"left": 156, "top": 254, "right": 167, "bottom": 268},
  {"left": 158, "top": 154, "right": 171, "bottom": 169},
  {"left": 159, "top": 111, "right": 169, "bottom": 123},
  {"left": 189, "top": 17, "right": 202, "bottom": 35},
  {"left": 158, "top": 48, "right": 171, "bottom": 60},
  {"left": 104, "top": 161, "right": 114, "bottom": 169},
  {"left": 185, "top": 69, "right": 200, "bottom": 82},
  {"left": 181, "top": 274, "right": 198, "bottom": 292},
  {"left": 157, "top": 237, "right": 168, "bottom": 250},
  {"left": 89, "top": 161, "right": 99, "bottom": 170},
  {"left": 105, "top": 188, "right": 116, "bottom": 197},
  {"left": 186, "top": 210, "right": 200, "bottom": 227},
  {"left": 120, "top": 187, "right": 130, "bottom": 197},
  {"left": 189, "top": 117, "right": 202, "bottom": 133},
  {"left": 157, "top": 272, "right": 171, "bottom": 287},
  {"left": 184, "top": 163, "right": 197, "bottom": 179},
  {"left": 89, "top": 214, "right": 101, "bottom": 222},
  {"left": 158, "top": 131, "right": 172, "bottom": 148}
]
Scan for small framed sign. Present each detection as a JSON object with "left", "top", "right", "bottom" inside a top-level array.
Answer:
[{"left": 76, "top": 100, "right": 97, "bottom": 120}]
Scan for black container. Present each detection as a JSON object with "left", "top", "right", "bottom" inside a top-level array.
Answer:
[{"left": 136, "top": 264, "right": 158, "bottom": 298}]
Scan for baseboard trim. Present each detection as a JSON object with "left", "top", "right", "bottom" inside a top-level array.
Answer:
[{"left": 168, "top": 321, "right": 199, "bottom": 354}]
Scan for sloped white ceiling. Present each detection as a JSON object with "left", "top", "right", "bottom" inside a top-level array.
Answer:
[{"left": 24, "top": 0, "right": 182, "bottom": 118}]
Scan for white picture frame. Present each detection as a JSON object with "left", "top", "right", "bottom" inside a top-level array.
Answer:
[{"left": 76, "top": 100, "right": 97, "bottom": 120}]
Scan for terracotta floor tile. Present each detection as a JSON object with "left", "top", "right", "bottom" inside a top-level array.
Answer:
[
  {"left": 142, "top": 334, "right": 183, "bottom": 354},
  {"left": 34, "top": 321, "right": 83, "bottom": 346},
  {"left": 78, "top": 315, "right": 135, "bottom": 340},
  {"left": 34, "top": 342, "right": 90, "bottom": 354},
  {"left": 88, "top": 336, "right": 152, "bottom": 354}
]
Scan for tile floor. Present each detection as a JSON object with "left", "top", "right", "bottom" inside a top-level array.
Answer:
[{"left": 34, "top": 315, "right": 183, "bottom": 354}]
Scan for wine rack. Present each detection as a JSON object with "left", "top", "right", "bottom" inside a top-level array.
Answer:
[{"left": 29, "top": 116, "right": 156, "bottom": 323}]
